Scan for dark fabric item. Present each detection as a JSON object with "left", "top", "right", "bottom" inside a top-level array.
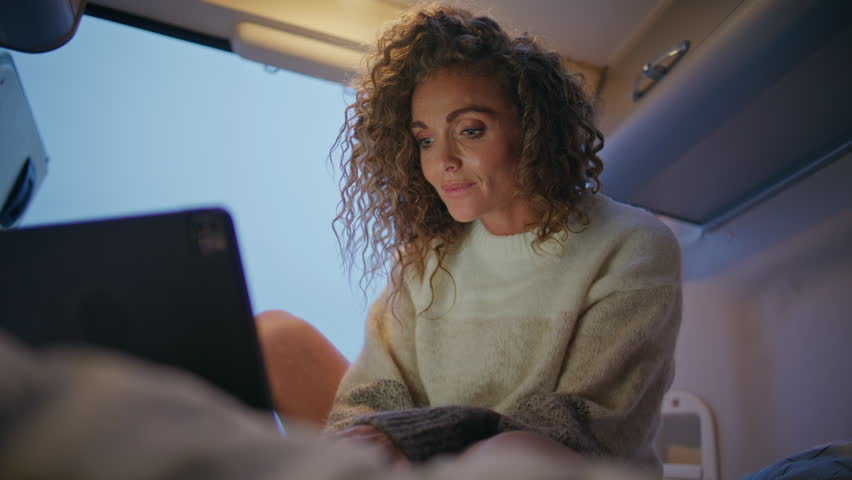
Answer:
[
  {"left": 742, "top": 442, "right": 852, "bottom": 480},
  {"left": 353, "top": 406, "right": 502, "bottom": 462}
]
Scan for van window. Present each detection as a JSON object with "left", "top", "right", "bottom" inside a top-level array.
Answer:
[{"left": 8, "top": 16, "right": 373, "bottom": 360}]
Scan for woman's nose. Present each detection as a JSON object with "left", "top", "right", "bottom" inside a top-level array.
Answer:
[{"left": 440, "top": 143, "right": 461, "bottom": 172}]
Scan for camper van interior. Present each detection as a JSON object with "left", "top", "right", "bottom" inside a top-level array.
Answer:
[{"left": 1, "top": 1, "right": 850, "bottom": 479}]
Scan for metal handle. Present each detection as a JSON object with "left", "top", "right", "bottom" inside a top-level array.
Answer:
[{"left": 633, "top": 40, "right": 690, "bottom": 102}]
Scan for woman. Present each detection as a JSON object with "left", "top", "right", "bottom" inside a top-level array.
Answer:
[{"left": 257, "top": 3, "right": 681, "bottom": 472}]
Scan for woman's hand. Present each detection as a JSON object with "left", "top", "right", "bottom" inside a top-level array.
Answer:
[{"left": 326, "top": 424, "right": 410, "bottom": 467}]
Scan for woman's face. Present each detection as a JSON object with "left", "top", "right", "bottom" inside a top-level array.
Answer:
[{"left": 411, "top": 66, "right": 533, "bottom": 235}]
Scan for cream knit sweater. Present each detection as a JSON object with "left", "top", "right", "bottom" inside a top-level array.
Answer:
[{"left": 327, "top": 194, "right": 682, "bottom": 470}]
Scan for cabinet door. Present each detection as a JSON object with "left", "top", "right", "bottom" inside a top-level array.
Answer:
[{"left": 0, "top": 52, "right": 48, "bottom": 229}]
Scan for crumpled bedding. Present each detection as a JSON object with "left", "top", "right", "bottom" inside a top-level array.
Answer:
[
  {"left": 0, "top": 332, "right": 650, "bottom": 480},
  {"left": 5, "top": 329, "right": 847, "bottom": 480}
]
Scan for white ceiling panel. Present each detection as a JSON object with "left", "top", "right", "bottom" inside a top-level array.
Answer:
[{"left": 383, "top": 0, "right": 670, "bottom": 65}]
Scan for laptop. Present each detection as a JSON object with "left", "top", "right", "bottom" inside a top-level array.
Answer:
[{"left": 0, "top": 208, "right": 273, "bottom": 411}]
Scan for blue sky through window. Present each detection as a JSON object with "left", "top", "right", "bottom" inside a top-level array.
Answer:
[{"left": 9, "top": 16, "right": 374, "bottom": 361}]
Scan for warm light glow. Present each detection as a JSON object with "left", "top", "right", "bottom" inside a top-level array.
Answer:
[{"left": 231, "top": 22, "right": 365, "bottom": 83}]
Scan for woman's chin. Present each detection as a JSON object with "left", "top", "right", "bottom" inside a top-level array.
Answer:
[{"left": 446, "top": 209, "right": 479, "bottom": 224}]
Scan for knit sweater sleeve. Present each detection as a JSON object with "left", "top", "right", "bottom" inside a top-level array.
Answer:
[
  {"left": 324, "top": 277, "right": 504, "bottom": 456},
  {"left": 346, "top": 221, "right": 682, "bottom": 464},
  {"left": 325, "top": 280, "right": 425, "bottom": 432}
]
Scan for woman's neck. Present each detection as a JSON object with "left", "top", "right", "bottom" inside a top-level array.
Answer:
[{"left": 479, "top": 200, "right": 539, "bottom": 236}]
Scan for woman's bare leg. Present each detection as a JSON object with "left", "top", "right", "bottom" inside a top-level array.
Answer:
[{"left": 255, "top": 310, "right": 349, "bottom": 427}]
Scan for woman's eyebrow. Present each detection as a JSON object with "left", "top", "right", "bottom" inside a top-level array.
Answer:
[
  {"left": 411, "top": 105, "right": 497, "bottom": 130},
  {"left": 446, "top": 105, "right": 496, "bottom": 122}
]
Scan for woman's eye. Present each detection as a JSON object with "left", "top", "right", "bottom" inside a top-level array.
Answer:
[
  {"left": 416, "top": 137, "right": 433, "bottom": 148},
  {"left": 461, "top": 128, "right": 483, "bottom": 138}
]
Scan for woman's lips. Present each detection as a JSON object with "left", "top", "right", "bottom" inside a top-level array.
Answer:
[{"left": 443, "top": 182, "right": 475, "bottom": 197}]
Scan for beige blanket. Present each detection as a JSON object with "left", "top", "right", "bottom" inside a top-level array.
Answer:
[{"left": 0, "top": 333, "right": 651, "bottom": 480}]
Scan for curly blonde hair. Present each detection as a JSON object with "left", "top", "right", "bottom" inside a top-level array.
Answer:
[{"left": 332, "top": 3, "right": 604, "bottom": 307}]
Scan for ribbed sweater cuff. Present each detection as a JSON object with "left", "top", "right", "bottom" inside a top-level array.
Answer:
[{"left": 352, "top": 406, "right": 501, "bottom": 462}]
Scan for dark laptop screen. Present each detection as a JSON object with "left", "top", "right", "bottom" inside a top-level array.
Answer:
[{"left": 0, "top": 208, "right": 273, "bottom": 411}]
